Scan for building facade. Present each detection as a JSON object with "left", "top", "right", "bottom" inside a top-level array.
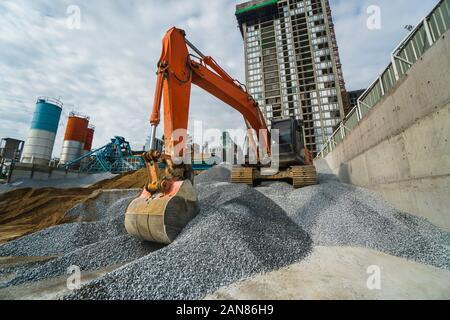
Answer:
[{"left": 236, "top": 0, "right": 349, "bottom": 155}]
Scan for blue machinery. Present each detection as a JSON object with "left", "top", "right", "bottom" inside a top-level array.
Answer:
[
  {"left": 65, "top": 136, "right": 218, "bottom": 174},
  {"left": 65, "top": 136, "right": 144, "bottom": 174}
]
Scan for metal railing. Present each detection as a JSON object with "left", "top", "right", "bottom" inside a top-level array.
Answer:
[
  {"left": 69, "top": 110, "right": 90, "bottom": 121},
  {"left": 37, "top": 96, "right": 64, "bottom": 109},
  {"left": 317, "top": 0, "right": 450, "bottom": 159}
]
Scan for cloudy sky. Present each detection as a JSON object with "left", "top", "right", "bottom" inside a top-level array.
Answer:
[{"left": 0, "top": 0, "right": 438, "bottom": 156}]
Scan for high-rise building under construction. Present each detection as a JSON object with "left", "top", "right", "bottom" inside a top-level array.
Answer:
[{"left": 236, "top": 0, "right": 349, "bottom": 155}]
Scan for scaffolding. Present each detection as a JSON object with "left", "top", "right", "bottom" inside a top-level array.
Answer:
[{"left": 64, "top": 136, "right": 144, "bottom": 174}]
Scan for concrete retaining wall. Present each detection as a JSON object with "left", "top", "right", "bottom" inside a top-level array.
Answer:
[
  {"left": 324, "top": 30, "right": 450, "bottom": 230},
  {"left": 8, "top": 163, "right": 89, "bottom": 183}
]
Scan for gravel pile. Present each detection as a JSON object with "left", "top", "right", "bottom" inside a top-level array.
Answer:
[
  {"left": 0, "top": 257, "right": 56, "bottom": 283},
  {"left": 64, "top": 189, "right": 141, "bottom": 221},
  {"left": 0, "top": 214, "right": 124, "bottom": 257},
  {"left": 0, "top": 189, "right": 160, "bottom": 288},
  {"left": 257, "top": 179, "right": 450, "bottom": 270},
  {"left": 3, "top": 235, "right": 162, "bottom": 288},
  {"left": 194, "top": 164, "right": 231, "bottom": 185},
  {"left": 1, "top": 163, "right": 449, "bottom": 300},
  {"left": 66, "top": 165, "right": 449, "bottom": 299},
  {"left": 0, "top": 190, "right": 139, "bottom": 257},
  {"left": 65, "top": 182, "right": 312, "bottom": 299}
]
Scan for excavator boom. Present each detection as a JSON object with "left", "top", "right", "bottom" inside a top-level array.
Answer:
[{"left": 149, "top": 27, "right": 269, "bottom": 158}]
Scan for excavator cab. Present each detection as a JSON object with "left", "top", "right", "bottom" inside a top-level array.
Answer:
[
  {"left": 231, "top": 118, "right": 317, "bottom": 188},
  {"left": 272, "top": 118, "right": 307, "bottom": 169}
]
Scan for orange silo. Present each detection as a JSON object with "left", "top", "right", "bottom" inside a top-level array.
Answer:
[
  {"left": 60, "top": 112, "right": 90, "bottom": 164},
  {"left": 84, "top": 125, "right": 95, "bottom": 153}
]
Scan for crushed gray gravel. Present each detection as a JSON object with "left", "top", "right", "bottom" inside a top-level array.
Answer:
[
  {"left": 194, "top": 164, "right": 231, "bottom": 185},
  {"left": 64, "top": 189, "right": 141, "bottom": 221},
  {"left": 257, "top": 179, "right": 450, "bottom": 270},
  {"left": 0, "top": 189, "right": 160, "bottom": 289},
  {"left": 1, "top": 162, "right": 449, "bottom": 300},
  {"left": 66, "top": 165, "right": 449, "bottom": 299},
  {"left": 0, "top": 213, "right": 124, "bottom": 257},
  {"left": 0, "top": 190, "right": 139, "bottom": 257},
  {"left": 3, "top": 235, "right": 162, "bottom": 288},
  {"left": 0, "top": 257, "right": 57, "bottom": 284},
  {"left": 65, "top": 188, "right": 312, "bottom": 300}
]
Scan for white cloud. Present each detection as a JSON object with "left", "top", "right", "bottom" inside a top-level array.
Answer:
[
  {"left": 0, "top": 0, "right": 247, "bottom": 155},
  {"left": 0, "top": 0, "right": 439, "bottom": 157},
  {"left": 330, "top": 0, "right": 437, "bottom": 90}
]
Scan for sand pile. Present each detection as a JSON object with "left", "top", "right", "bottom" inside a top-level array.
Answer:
[{"left": 0, "top": 169, "right": 147, "bottom": 243}]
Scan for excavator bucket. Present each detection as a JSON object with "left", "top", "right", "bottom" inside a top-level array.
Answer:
[{"left": 124, "top": 180, "right": 199, "bottom": 244}]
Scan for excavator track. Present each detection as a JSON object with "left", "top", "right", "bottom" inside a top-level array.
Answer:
[
  {"left": 291, "top": 165, "right": 317, "bottom": 188},
  {"left": 231, "top": 165, "right": 318, "bottom": 189},
  {"left": 231, "top": 166, "right": 256, "bottom": 186}
]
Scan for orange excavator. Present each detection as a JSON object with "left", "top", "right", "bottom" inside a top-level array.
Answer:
[{"left": 125, "top": 27, "right": 317, "bottom": 244}]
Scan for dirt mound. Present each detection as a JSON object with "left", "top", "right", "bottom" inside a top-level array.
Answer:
[
  {"left": 90, "top": 169, "right": 147, "bottom": 190},
  {"left": 0, "top": 169, "right": 147, "bottom": 244}
]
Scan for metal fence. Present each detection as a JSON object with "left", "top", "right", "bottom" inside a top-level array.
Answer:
[{"left": 317, "top": 0, "right": 450, "bottom": 159}]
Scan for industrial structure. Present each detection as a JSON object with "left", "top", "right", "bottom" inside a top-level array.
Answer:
[
  {"left": 144, "top": 135, "right": 164, "bottom": 153},
  {"left": 59, "top": 112, "right": 90, "bottom": 165},
  {"left": 0, "top": 138, "right": 24, "bottom": 163},
  {"left": 217, "top": 131, "right": 238, "bottom": 164},
  {"left": 83, "top": 125, "right": 95, "bottom": 155},
  {"left": 65, "top": 132, "right": 218, "bottom": 175},
  {"left": 21, "top": 97, "right": 63, "bottom": 166},
  {"left": 0, "top": 138, "right": 24, "bottom": 179},
  {"left": 235, "top": 0, "right": 349, "bottom": 156},
  {"left": 64, "top": 136, "right": 144, "bottom": 174}
]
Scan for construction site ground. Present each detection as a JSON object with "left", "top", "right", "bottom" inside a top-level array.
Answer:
[
  {"left": 0, "top": 170, "right": 147, "bottom": 243},
  {"left": 0, "top": 161, "right": 449, "bottom": 300}
]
